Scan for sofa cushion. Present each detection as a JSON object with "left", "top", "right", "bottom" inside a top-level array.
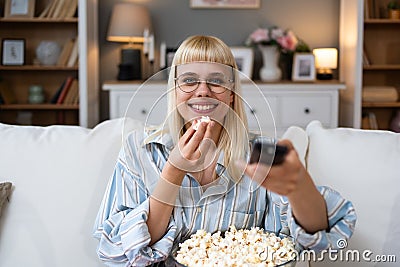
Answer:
[
  {"left": 0, "top": 118, "right": 143, "bottom": 267},
  {"left": 306, "top": 120, "right": 400, "bottom": 267},
  {"left": 282, "top": 125, "right": 308, "bottom": 167}
]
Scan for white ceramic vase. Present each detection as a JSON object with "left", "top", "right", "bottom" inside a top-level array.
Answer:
[
  {"left": 259, "top": 45, "right": 282, "bottom": 82},
  {"left": 36, "top": 41, "right": 61, "bottom": 66}
]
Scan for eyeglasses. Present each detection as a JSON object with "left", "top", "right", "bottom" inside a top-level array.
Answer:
[{"left": 175, "top": 74, "right": 234, "bottom": 94}]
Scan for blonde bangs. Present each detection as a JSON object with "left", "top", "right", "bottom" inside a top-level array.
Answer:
[{"left": 173, "top": 36, "right": 237, "bottom": 68}]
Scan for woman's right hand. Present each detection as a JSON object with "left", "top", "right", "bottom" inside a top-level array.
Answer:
[{"left": 167, "top": 121, "right": 217, "bottom": 176}]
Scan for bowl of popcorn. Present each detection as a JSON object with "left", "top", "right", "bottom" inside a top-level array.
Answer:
[{"left": 171, "top": 226, "right": 298, "bottom": 267}]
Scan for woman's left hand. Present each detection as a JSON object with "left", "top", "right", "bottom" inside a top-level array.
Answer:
[
  {"left": 239, "top": 139, "right": 329, "bottom": 232},
  {"left": 243, "top": 139, "right": 306, "bottom": 196}
]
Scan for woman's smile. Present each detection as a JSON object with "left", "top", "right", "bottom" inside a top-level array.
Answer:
[
  {"left": 188, "top": 102, "right": 218, "bottom": 113},
  {"left": 184, "top": 97, "right": 222, "bottom": 118}
]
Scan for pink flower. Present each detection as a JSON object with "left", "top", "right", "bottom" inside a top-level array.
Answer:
[
  {"left": 248, "top": 28, "right": 269, "bottom": 44},
  {"left": 270, "top": 27, "right": 284, "bottom": 40},
  {"left": 246, "top": 26, "right": 305, "bottom": 53},
  {"left": 277, "top": 30, "right": 298, "bottom": 52}
]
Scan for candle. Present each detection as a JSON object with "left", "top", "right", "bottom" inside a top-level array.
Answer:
[
  {"left": 160, "top": 42, "right": 166, "bottom": 69},
  {"left": 148, "top": 34, "right": 154, "bottom": 63},
  {"left": 143, "top": 28, "right": 149, "bottom": 55}
]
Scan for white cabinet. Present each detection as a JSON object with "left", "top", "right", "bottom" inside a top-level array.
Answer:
[{"left": 103, "top": 81, "right": 345, "bottom": 136}]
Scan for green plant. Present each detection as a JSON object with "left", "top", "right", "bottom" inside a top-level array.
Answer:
[{"left": 388, "top": 0, "right": 400, "bottom": 10}]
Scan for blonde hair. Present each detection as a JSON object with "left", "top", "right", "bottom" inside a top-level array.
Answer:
[{"left": 166, "top": 35, "right": 249, "bottom": 181}]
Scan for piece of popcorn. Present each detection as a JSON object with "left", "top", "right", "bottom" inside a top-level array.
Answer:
[{"left": 192, "top": 116, "right": 211, "bottom": 130}]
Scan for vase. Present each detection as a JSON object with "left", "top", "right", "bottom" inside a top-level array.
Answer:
[
  {"left": 28, "top": 85, "right": 45, "bottom": 104},
  {"left": 258, "top": 45, "right": 282, "bottom": 82},
  {"left": 36, "top": 41, "right": 61, "bottom": 66},
  {"left": 389, "top": 9, "right": 400, "bottom": 19}
]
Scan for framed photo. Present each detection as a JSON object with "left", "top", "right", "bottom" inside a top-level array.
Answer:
[
  {"left": 292, "top": 53, "right": 316, "bottom": 81},
  {"left": 166, "top": 47, "right": 177, "bottom": 69},
  {"left": 1, "top": 39, "right": 25, "bottom": 66},
  {"left": 190, "top": 0, "right": 260, "bottom": 9},
  {"left": 4, "top": 0, "right": 35, "bottom": 18},
  {"left": 230, "top": 47, "right": 254, "bottom": 80}
]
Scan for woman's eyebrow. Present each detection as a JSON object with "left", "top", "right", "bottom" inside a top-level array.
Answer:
[
  {"left": 208, "top": 72, "right": 225, "bottom": 76},
  {"left": 179, "top": 71, "right": 198, "bottom": 76}
]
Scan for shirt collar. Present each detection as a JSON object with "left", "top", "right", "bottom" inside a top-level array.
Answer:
[{"left": 143, "top": 126, "right": 175, "bottom": 150}]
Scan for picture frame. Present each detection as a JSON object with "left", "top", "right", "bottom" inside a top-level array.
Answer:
[
  {"left": 165, "top": 47, "right": 177, "bottom": 69},
  {"left": 1, "top": 39, "right": 25, "bottom": 66},
  {"left": 292, "top": 53, "right": 316, "bottom": 81},
  {"left": 4, "top": 0, "right": 35, "bottom": 18},
  {"left": 190, "top": 0, "right": 260, "bottom": 9},
  {"left": 230, "top": 47, "right": 254, "bottom": 80}
]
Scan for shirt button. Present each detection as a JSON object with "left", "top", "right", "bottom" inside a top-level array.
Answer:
[{"left": 197, "top": 207, "right": 202, "bottom": 213}]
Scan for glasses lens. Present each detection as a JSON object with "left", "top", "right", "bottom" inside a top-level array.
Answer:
[
  {"left": 176, "top": 75, "right": 199, "bottom": 92},
  {"left": 206, "top": 77, "right": 231, "bottom": 93}
]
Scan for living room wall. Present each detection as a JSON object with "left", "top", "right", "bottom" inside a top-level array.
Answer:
[{"left": 98, "top": 0, "right": 340, "bottom": 121}]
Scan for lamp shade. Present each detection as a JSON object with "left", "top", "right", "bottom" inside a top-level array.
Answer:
[
  {"left": 313, "top": 48, "right": 338, "bottom": 69},
  {"left": 107, "top": 3, "right": 151, "bottom": 43}
]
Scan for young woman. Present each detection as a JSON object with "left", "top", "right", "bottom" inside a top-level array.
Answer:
[{"left": 93, "top": 35, "right": 356, "bottom": 266}]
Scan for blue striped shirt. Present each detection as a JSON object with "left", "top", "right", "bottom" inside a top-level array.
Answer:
[{"left": 93, "top": 128, "right": 356, "bottom": 266}]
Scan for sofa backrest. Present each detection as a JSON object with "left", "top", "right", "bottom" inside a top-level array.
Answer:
[
  {"left": 0, "top": 118, "right": 143, "bottom": 267},
  {"left": 305, "top": 121, "right": 400, "bottom": 267}
]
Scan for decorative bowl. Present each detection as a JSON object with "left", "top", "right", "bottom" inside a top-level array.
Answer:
[{"left": 169, "top": 228, "right": 298, "bottom": 267}]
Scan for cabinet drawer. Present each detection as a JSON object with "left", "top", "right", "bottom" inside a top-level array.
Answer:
[
  {"left": 111, "top": 90, "right": 167, "bottom": 126},
  {"left": 242, "top": 92, "right": 278, "bottom": 137},
  {"left": 125, "top": 92, "right": 167, "bottom": 126},
  {"left": 280, "top": 95, "right": 332, "bottom": 127}
]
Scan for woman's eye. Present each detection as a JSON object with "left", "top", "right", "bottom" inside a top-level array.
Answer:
[
  {"left": 183, "top": 78, "right": 198, "bottom": 84},
  {"left": 208, "top": 78, "right": 224, "bottom": 85}
]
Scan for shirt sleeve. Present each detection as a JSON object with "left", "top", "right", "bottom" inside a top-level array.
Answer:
[
  {"left": 267, "top": 185, "right": 357, "bottom": 252},
  {"left": 92, "top": 136, "right": 177, "bottom": 266}
]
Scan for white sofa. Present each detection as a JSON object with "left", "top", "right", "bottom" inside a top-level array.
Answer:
[{"left": 0, "top": 118, "right": 399, "bottom": 267}]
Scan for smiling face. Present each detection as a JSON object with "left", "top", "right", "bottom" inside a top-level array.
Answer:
[{"left": 175, "top": 62, "right": 234, "bottom": 126}]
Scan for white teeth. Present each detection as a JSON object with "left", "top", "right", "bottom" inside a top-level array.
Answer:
[{"left": 191, "top": 104, "right": 215, "bottom": 111}]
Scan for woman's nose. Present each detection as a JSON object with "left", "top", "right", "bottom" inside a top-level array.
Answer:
[{"left": 195, "top": 81, "right": 211, "bottom": 97}]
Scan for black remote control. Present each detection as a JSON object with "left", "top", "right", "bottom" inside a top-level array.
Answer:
[{"left": 249, "top": 138, "right": 288, "bottom": 165}]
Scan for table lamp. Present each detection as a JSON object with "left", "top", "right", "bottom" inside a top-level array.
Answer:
[
  {"left": 107, "top": 3, "right": 151, "bottom": 80},
  {"left": 313, "top": 48, "right": 338, "bottom": 80}
]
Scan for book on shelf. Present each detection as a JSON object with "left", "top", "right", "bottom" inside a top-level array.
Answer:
[
  {"left": 63, "top": 0, "right": 78, "bottom": 18},
  {"left": 63, "top": 78, "right": 79, "bottom": 104},
  {"left": 45, "top": 0, "right": 59, "bottom": 18},
  {"left": 363, "top": 49, "right": 371, "bottom": 66},
  {"left": 364, "top": 0, "right": 371, "bottom": 19},
  {"left": 57, "top": 38, "right": 75, "bottom": 66},
  {"left": 38, "top": 0, "right": 77, "bottom": 19},
  {"left": 50, "top": 79, "right": 66, "bottom": 104},
  {"left": 38, "top": 0, "right": 54, "bottom": 18},
  {"left": 51, "top": 0, "right": 65, "bottom": 18},
  {"left": 67, "top": 37, "right": 79, "bottom": 67},
  {"left": 55, "top": 76, "right": 75, "bottom": 104},
  {"left": 370, "top": 0, "right": 390, "bottom": 19},
  {"left": 72, "top": 91, "right": 79, "bottom": 104}
]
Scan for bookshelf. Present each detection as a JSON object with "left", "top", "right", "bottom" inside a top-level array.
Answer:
[
  {"left": 339, "top": 0, "right": 400, "bottom": 131},
  {"left": 0, "top": 0, "right": 99, "bottom": 127}
]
